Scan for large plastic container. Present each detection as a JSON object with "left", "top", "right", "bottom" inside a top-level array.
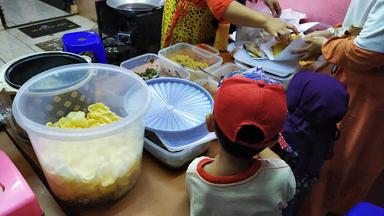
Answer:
[
  {"left": 120, "top": 53, "right": 190, "bottom": 80},
  {"left": 12, "top": 63, "right": 151, "bottom": 205},
  {"left": 158, "top": 43, "right": 222, "bottom": 81}
]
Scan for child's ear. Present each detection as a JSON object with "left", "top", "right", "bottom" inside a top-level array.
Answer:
[{"left": 205, "top": 113, "right": 215, "bottom": 132}]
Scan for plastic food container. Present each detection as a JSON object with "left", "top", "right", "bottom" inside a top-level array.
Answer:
[
  {"left": 0, "top": 150, "right": 42, "bottom": 216},
  {"left": 143, "top": 130, "right": 211, "bottom": 168},
  {"left": 12, "top": 64, "right": 151, "bottom": 205},
  {"left": 196, "top": 44, "right": 219, "bottom": 55},
  {"left": 121, "top": 53, "right": 190, "bottom": 80},
  {"left": 145, "top": 78, "right": 213, "bottom": 152},
  {"left": 120, "top": 53, "right": 160, "bottom": 80},
  {"left": 195, "top": 63, "right": 248, "bottom": 96},
  {"left": 158, "top": 43, "right": 222, "bottom": 81}
]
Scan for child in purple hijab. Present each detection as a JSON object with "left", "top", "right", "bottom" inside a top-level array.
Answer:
[{"left": 273, "top": 72, "right": 349, "bottom": 216}]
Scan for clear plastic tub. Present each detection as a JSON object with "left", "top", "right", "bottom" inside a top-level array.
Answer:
[
  {"left": 195, "top": 63, "right": 248, "bottom": 96},
  {"left": 196, "top": 44, "right": 219, "bottom": 55},
  {"left": 120, "top": 53, "right": 190, "bottom": 80},
  {"left": 158, "top": 43, "right": 223, "bottom": 81},
  {"left": 210, "top": 62, "right": 248, "bottom": 82},
  {"left": 120, "top": 53, "right": 161, "bottom": 80},
  {"left": 143, "top": 130, "right": 210, "bottom": 168},
  {"left": 12, "top": 63, "right": 151, "bottom": 205}
]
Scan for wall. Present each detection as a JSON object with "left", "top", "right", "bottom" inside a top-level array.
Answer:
[
  {"left": 77, "top": 0, "right": 97, "bottom": 22},
  {"left": 279, "top": 0, "right": 351, "bottom": 25}
]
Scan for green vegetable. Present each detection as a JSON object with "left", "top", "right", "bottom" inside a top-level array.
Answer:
[{"left": 138, "top": 68, "right": 158, "bottom": 80}]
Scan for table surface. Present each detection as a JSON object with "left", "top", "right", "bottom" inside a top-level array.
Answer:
[{"left": 0, "top": 129, "right": 220, "bottom": 216}]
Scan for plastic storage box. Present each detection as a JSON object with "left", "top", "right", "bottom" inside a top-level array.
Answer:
[
  {"left": 196, "top": 43, "right": 219, "bottom": 55},
  {"left": 195, "top": 63, "right": 248, "bottom": 96},
  {"left": 143, "top": 130, "right": 213, "bottom": 168},
  {"left": 0, "top": 150, "right": 42, "bottom": 216},
  {"left": 120, "top": 53, "right": 190, "bottom": 80},
  {"left": 158, "top": 43, "right": 223, "bottom": 81},
  {"left": 145, "top": 78, "right": 213, "bottom": 152},
  {"left": 12, "top": 63, "right": 151, "bottom": 205}
]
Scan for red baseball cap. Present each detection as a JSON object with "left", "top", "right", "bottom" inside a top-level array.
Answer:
[{"left": 214, "top": 76, "right": 287, "bottom": 149}]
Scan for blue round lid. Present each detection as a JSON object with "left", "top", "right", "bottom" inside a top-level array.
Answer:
[{"left": 145, "top": 78, "right": 213, "bottom": 133}]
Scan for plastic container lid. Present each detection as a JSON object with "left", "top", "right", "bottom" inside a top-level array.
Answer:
[
  {"left": 145, "top": 77, "right": 213, "bottom": 151},
  {"left": 12, "top": 63, "right": 151, "bottom": 140}
]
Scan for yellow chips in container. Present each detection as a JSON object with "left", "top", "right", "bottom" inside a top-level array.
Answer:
[{"left": 47, "top": 103, "right": 121, "bottom": 128}]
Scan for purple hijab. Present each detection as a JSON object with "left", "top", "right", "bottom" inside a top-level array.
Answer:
[{"left": 283, "top": 72, "right": 349, "bottom": 177}]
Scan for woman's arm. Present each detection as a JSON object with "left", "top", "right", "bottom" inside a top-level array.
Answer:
[
  {"left": 206, "top": 0, "right": 297, "bottom": 39},
  {"left": 322, "top": 36, "right": 384, "bottom": 71},
  {"left": 223, "top": 1, "right": 297, "bottom": 39}
]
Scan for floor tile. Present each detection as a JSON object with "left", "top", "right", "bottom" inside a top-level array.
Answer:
[
  {"left": 28, "top": 44, "right": 45, "bottom": 53},
  {"left": 0, "top": 46, "right": 35, "bottom": 62},
  {"left": 0, "top": 59, "right": 5, "bottom": 68},
  {"left": 0, "top": 30, "right": 29, "bottom": 52},
  {"left": 0, "top": 0, "right": 69, "bottom": 27}
]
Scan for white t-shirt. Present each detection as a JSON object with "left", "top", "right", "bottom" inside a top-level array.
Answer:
[
  {"left": 342, "top": 0, "right": 384, "bottom": 53},
  {"left": 186, "top": 157, "right": 296, "bottom": 216}
]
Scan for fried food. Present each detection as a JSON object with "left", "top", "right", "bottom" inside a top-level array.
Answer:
[
  {"left": 244, "top": 43, "right": 265, "bottom": 58},
  {"left": 47, "top": 103, "right": 121, "bottom": 128}
]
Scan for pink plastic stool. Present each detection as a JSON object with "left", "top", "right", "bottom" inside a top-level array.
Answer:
[{"left": 0, "top": 150, "right": 42, "bottom": 216}]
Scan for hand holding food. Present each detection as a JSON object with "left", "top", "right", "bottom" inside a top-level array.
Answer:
[
  {"left": 271, "top": 33, "right": 302, "bottom": 57},
  {"left": 262, "top": 17, "right": 298, "bottom": 41},
  {"left": 292, "top": 36, "right": 327, "bottom": 60}
]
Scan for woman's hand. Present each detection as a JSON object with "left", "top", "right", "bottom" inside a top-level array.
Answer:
[
  {"left": 262, "top": 0, "right": 282, "bottom": 17},
  {"left": 292, "top": 36, "right": 327, "bottom": 60},
  {"left": 263, "top": 17, "right": 298, "bottom": 41}
]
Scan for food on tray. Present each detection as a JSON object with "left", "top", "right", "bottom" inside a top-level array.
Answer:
[
  {"left": 272, "top": 33, "right": 302, "bottom": 57},
  {"left": 169, "top": 55, "right": 209, "bottom": 70},
  {"left": 244, "top": 43, "right": 265, "bottom": 58},
  {"left": 46, "top": 103, "right": 121, "bottom": 128}
]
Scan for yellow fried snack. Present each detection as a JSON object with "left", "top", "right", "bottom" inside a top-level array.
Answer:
[
  {"left": 272, "top": 33, "right": 302, "bottom": 57},
  {"left": 47, "top": 103, "right": 121, "bottom": 128},
  {"left": 299, "top": 60, "right": 315, "bottom": 66},
  {"left": 169, "top": 55, "right": 209, "bottom": 70}
]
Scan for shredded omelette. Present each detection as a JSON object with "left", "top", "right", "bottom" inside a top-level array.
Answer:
[{"left": 169, "top": 55, "right": 209, "bottom": 70}]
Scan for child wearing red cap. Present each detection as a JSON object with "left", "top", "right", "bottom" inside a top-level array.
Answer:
[{"left": 186, "top": 75, "right": 296, "bottom": 216}]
